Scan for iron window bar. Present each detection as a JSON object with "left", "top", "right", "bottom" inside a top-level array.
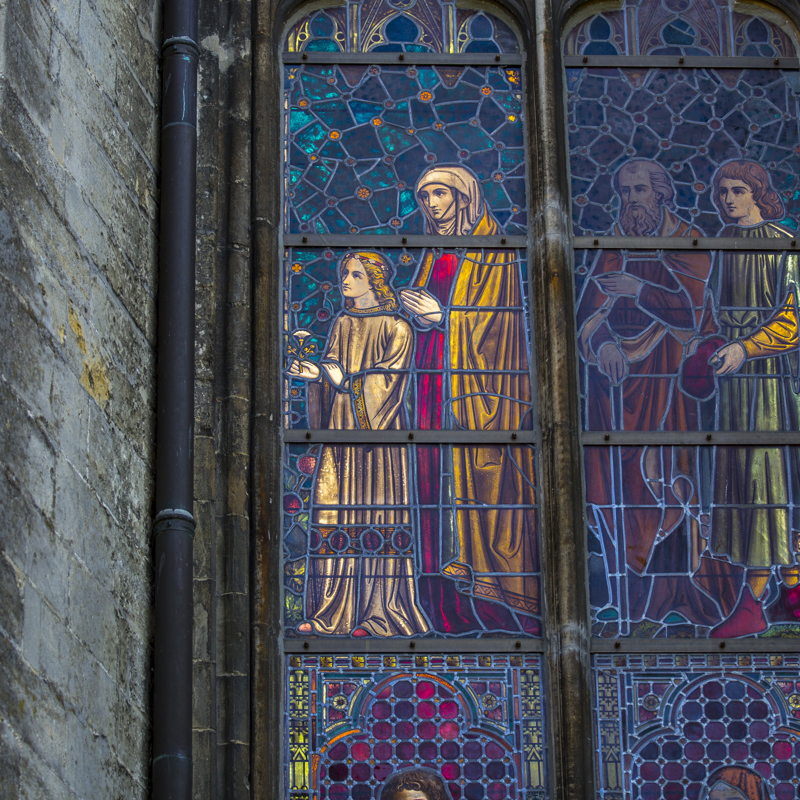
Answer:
[
  {"left": 284, "top": 234, "right": 527, "bottom": 248},
  {"left": 591, "top": 638, "right": 800, "bottom": 653},
  {"left": 563, "top": 55, "right": 800, "bottom": 69},
  {"left": 574, "top": 236, "right": 798, "bottom": 250},
  {"left": 284, "top": 637, "right": 544, "bottom": 653},
  {"left": 284, "top": 430, "right": 535, "bottom": 444},
  {"left": 283, "top": 52, "right": 524, "bottom": 65},
  {"left": 582, "top": 432, "right": 800, "bottom": 446}
]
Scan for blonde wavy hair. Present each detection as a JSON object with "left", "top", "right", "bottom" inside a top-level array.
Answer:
[{"left": 340, "top": 251, "right": 399, "bottom": 311}]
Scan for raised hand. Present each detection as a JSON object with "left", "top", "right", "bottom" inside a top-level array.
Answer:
[
  {"left": 598, "top": 342, "right": 628, "bottom": 385},
  {"left": 710, "top": 341, "right": 746, "bottom": 375},
  {"left": 399, "top": 288, "right": 443, "bottom": 327},
  {"left": 322, "top": 362, "right": 345, "bottom": 388},
  {"left": 594, "top": 272, "right": 642, "bottom": 297},
  {"left": 287, "top": 359, "right": 320, "bottom": 380}
]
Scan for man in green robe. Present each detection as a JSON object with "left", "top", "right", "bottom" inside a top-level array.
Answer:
[{"left": 696, "top": 160, "right": 800, "bottom": 636}]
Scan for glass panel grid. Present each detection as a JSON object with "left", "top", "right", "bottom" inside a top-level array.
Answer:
[
  {"left": 285, "top": 64, "right": 526, "bottom": 236},
  {"left": 283, "top": 443, "right": 540, "bottom": 638},
  {"left": 593, "top": 652, "right": 800, "bottom": 800},
  {"left": 283, "top": 247, "right": 533, "bottom": 431},
  {"left": 566, "top": 0, "right": 800, "bottom": 644},
  {"left": 286, "top": 652, "right": 546, "bottom": 800}
]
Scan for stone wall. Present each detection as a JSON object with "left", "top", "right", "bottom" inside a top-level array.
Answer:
[
  {"left": 192, "top": 1, "right": 253, "bottom": 797},
  {"left": 0, "top": 0, "right": 160, "bottom": 797}
]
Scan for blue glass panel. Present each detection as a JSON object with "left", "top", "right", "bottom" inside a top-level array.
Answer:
[
  {"left": 285, "top": 65, "right": 527, "bottom": 234},
  {"left": 567, "top": 69, "right": 800, "bottom": 236}
]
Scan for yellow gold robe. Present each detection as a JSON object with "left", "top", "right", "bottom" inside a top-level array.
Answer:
[
  {"left": 306, "top": 309, "right": 429, "bottom": 636},
  {"left": 425, "top": 206, "right": 539, "bottom": 616}
]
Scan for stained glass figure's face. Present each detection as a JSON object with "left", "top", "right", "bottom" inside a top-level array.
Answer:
[
  {"left": 618, "top": 167, "right": 656, "bottom": 211},
  {"left": 340, "top": 257, "right": 377, "bottom": 304},
  {"left": 708, "top": 782, "right": 749, "bottom": 800},
  {"left": 394, "top": 791, "right": 429, "bottom": 800},
  {"left": 617, "top": 165, "right": 662, "bottom": 235},
  {"left": 417, "top": 184, "right": 457, "bottom": 223},
  {"left": 717, "top": 178, "right": 761, "bottom": 225}
]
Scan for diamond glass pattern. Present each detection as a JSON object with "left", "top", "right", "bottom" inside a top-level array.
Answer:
[
  {"left": 593, "top": 653, "right": 800, "bottom": 800},
  {"left": 286, "top": 653, "right": 546, "bottom": 800}
]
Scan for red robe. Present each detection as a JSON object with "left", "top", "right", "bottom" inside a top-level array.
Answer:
[{"left": 577, "top": 212, "right": 719, "bottom": 626}]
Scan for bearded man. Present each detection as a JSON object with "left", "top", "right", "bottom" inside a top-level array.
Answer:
[{"left": 577, "top": 159, "right": 719, "bottom": 631}]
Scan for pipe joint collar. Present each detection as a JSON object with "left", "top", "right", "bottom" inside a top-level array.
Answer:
[
  {"left": 161, "top": 36, "right": 200, "bottom": 59},
  {"left": 152, "top": 509, "right": 196, "bottom": 539}
]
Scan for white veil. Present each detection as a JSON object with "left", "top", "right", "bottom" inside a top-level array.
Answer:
[{"left": 415, "top": 166, "right": 483, "bottom": 236}]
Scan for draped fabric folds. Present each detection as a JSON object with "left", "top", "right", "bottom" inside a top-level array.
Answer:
[
  {"left": 306, "top": 311, "right": 429, "bottom": 636},
  {"left": 413, "top": 166, "right": 538, "bottom": 630}
]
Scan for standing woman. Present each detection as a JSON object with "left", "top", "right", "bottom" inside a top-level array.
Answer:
[
  {"left": 400, "top": 165, "right": 539, "bottom": 634},
  {"left": 289, "top": 251, "right": 428, "bottom": 637}
]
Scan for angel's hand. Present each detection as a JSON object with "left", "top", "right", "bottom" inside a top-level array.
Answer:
[
  {"left": 400, "top": 289, "right": 443, "bottom": 327},
  {"left": 710, "top": 342, "right": 746, "bottom": 375},
  {"left": 287, "top": 359, "right": 320, "bottom": 380},
  {"left": 322, "top": 362, "right": 345, "bottom": 388}
]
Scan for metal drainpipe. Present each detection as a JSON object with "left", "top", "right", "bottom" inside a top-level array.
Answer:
[{"left": 151, "top": 0, "right": 198, "bottom": 795}]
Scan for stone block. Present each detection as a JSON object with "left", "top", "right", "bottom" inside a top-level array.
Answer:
[
  {"left": 192, "top": 656, "right": 215, "bottom": 730},
  {"left": 193, "top": 577, "right": 214, "bottom": 661},
  {"left": 0, "top": 554, "right": 24, "bottom": 646},
  {"left": 0, "top": 720, "right": 21, "bottom": 800},
  {"left": 0, "top": 381, "right": 56, "bottom": 520},
  {"left": 67, "top": 557, "right": 119, "bottom": 673},
  {"left": 4, "top": 0, "right": 55, "bottom": 132},
  {"left": 77, "top": 0, "right": 116, "bottom": 97}
]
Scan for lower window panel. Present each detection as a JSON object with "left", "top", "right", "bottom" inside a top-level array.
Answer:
[
  {"left": 592, "top": 653, "right": 800, "bottom": 800},
  {"left": 286, "top": 653, "right": 547, "bottom": 799},
  {"left": 586, "top": 445, "right": 800, "bottom": 639}
]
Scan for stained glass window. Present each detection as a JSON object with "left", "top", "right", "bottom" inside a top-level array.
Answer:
[
  {"left": 565, "top": 0, "right": 800, "bottom": 640},
  {"left": 287, "top": 653, "right": 546, "bottom": 800},
  {"left": 280, "top": 2, "right": 543, "bottom": 796},
  {"left": 593, "top": 653, "right": 800, "bottom": 800},
  {"left": 565, "top": 0, "right": 800, "bottom": 795}
]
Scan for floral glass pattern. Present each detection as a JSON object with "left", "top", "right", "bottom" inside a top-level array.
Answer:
[
  {"left": 286, "top": 653, "right": 546, "bottom": 800},
  {"left": 593, "top": 653, "right": 800, "bottom": 800}
]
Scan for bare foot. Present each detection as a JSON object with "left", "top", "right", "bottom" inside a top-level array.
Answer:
[{"left": 297, "top": 622, "right": 313, "bottom": 634}]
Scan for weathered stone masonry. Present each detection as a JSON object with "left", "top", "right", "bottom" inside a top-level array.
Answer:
[{"left": 0, "top": 0, "right": 159, "bottom": 797}]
